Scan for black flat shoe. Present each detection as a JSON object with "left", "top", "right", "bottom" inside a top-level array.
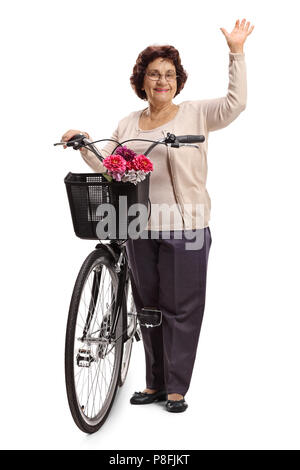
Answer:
[
  {"left": 166, "top": 398, "right": 188, "bottom": 413},
  {"left": 130, "top": 390, "right": 167, "bottom": 405}
]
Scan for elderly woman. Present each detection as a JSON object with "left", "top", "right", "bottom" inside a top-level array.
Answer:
[{"left": 62, "top": 18, "right": 254, "bottom": 413}]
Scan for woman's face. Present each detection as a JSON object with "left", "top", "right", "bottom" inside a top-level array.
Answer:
[{"left": 142, "top": 58, "right": 177, "bottom": 106}]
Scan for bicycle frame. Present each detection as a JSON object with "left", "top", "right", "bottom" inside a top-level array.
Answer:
[
  {"left": 75, "top": 137, "right": 168, "bottom": 348},
  {"left": 110, "top": 244, "right": 131, "bottom": 343}
]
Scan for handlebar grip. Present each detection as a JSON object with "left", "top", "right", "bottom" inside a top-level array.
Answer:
[
  {"left": 176, "top": 135, "right": 205, "bottom": 144},
  {"left": 66, "top": 134, "right": 86, "bottom": 147}
]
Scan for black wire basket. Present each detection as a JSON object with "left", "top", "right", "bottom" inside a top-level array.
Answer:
[{"left": 64, "top": 172, "right": 150, "bottom": 240}]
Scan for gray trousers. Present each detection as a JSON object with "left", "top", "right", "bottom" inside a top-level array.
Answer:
[{"left": 125, "top": 227, "right": 212, "bottom": 396}]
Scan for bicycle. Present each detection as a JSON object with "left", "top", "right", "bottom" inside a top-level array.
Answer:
[{"left": 54, "top": 131, "right": 205, "bottom": 434}]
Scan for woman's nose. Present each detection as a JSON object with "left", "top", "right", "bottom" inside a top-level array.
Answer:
[{"left": 156, "top": 77, "right": 168, "bottom": 86}]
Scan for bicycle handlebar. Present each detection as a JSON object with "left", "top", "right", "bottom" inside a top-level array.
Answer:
[
  {"left": 54, "top": 132, "right": 205, "bottom": 163},
  {"left": 54, "top": 132, "right": 206, "bottom": 244}
]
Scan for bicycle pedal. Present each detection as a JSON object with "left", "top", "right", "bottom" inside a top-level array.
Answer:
[
  {"left": 76, "top": 348, "right": 95, "bottom": 368},
  {"left": 137, "top": 308, "right": 162, "bottom": 328}
]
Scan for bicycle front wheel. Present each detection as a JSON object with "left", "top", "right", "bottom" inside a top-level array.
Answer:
[{"left": 65, "top": 248, "right": 123, "bottom": 434}]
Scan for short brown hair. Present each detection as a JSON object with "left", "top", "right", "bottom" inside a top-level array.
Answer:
[{"left": 130, "top": 44, "right": 188, "bottom": 101}]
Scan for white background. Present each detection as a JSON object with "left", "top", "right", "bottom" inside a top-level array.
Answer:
[{"left": 1, "top": 0, "right": 300, "bottom": 450}]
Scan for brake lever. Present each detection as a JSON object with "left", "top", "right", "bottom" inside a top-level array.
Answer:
[
  {"left": 53, "top": 133, "right": 86, "bottom": 148},
  {"left": 164, "top": 134, "right": 198, "bottom": 149},
  {"left": 179, "top": 143, "right": 200, "bottom": 149},
  {"left": 168, "top": 142, "right": 199, "bottom": 149}
]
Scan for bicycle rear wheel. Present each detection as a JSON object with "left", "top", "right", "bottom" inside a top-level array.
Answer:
[{"left": 65, "top": 248, "right": 123, "bottom": 434}]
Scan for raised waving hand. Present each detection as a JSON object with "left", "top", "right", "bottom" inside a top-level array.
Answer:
[{"left": 220, "top": 18, "right": 255, "bottom": 53}]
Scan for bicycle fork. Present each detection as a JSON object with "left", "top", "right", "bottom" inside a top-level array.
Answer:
[{"left": 81, "top": 266, "right": 102, "bottom": 340}]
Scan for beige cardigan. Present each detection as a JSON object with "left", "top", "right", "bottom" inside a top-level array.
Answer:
[{"left": 80, "top": 52, "right": 247, "bottom": 229}]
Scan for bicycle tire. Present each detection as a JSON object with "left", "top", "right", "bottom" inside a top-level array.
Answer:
[{"left": 65, "top": 248, "right": 124, "bottom": 434}]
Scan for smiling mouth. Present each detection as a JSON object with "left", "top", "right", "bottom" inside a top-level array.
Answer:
[{"left": 155, "top": 89, "right": 169, "bottom": 92}]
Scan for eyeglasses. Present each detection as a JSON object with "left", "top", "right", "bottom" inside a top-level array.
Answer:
[{"left": 145, "top": 71, "right": 178, "bottom": 82}]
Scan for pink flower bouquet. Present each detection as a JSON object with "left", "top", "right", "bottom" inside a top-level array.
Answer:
[{"left": 102, "top": 146, "right": 153, "bottom": 185}]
